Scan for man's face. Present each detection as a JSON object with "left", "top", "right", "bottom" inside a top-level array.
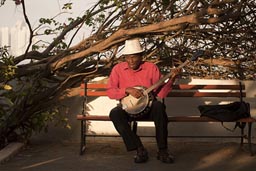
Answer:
[{"left": 125, "top": 54, "right": 142, "bottom": 70}]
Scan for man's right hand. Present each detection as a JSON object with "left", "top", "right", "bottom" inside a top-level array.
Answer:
[{"left": 125, "top": 87, "right": 144, "bottom": 99}]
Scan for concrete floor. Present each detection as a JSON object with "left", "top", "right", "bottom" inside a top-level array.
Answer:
[{"left": 0, "top": 136, "right": 256, "bottom": 171}]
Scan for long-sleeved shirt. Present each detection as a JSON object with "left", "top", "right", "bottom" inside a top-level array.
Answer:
[{"left": 107, "top": 61, "right": 173, "bottom": 100}]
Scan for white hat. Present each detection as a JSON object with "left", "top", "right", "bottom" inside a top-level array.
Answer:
[{"left": 122, "top": 38, "right": 144, "bottom": 55}]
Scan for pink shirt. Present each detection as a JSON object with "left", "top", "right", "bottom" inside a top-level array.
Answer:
[{"left": 107, "top": 61, "right": 173, "bottom": 100}]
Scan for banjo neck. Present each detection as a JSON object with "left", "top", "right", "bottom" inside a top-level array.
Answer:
[{"left": 145, "top": 59, "right": 191, "bottom": 94}]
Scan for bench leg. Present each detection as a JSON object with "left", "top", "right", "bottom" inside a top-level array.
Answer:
[
  {"left": 247, "top": 122, "right": 254, "bottom": 156},
  {"left": 80, "top": 120, "right": 86, "bottom": 155},
  {"left": 240, "top": 123, "right": 245, "bottom": 146},
  {"left": 132, "top": 121, "right": 138, "bottom": 134}
]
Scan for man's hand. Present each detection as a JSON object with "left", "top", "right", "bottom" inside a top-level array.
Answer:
[{"left": 125, "top": 87, "right": 144, "bottom": 99}]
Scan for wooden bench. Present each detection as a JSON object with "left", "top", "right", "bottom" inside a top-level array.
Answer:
[{"left": 77, "top": 80, "right": 255, "bottom": 156}]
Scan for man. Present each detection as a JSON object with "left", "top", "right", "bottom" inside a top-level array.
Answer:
[{"left": 107, "top": 38, "right": 180, "bottom": 163}]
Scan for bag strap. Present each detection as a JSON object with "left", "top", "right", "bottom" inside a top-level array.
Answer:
[{"left": 221, "top": 122, "right": 246, "bottom": 132}]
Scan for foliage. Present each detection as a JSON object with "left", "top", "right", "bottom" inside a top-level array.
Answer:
[
  {"left": 0, "top": 46, "right": 70, "bottom": 149},
  {"left": 0, "top": 0, "right": 255, "bottom": 147}
]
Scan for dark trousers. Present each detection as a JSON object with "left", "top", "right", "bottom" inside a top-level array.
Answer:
[{"left": 109, "top": 100, "right": 168, "bottom": 151}]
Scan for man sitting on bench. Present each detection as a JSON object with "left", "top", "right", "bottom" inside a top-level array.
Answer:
[{"left": 106, "top": 38, "right": 181, "bottom": 164}]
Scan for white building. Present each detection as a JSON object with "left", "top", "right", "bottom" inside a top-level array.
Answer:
[{"left": 0, "top": 21, "right": 30, "bottom": 56}]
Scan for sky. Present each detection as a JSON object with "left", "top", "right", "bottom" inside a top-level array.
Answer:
[{"left": 0, "top": 0, "right": 97, "bottom": 27}]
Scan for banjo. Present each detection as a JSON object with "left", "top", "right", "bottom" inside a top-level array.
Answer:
[{"left": 121, "top": 50, "right": 204, "bottom": 118}]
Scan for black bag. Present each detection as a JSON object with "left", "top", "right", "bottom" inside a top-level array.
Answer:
[{"left": 198, "top": 101, "right": 250, "bottom": 122}]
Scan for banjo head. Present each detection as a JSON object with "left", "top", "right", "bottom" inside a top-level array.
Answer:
[{"left": 121, "top": 86, "right": 150, "bottom": 115}]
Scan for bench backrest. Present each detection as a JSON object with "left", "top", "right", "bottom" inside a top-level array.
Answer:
[{"left": 80, "top": 82, "right": 246, "bottom": 101}]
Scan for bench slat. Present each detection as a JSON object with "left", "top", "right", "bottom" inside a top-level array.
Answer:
[
  {"left": 77, "top": 115, "right": 255, "bottom": 122},
  {"left": 172, "top": 84, "right": 244, "bottom": 90},
  {"left": 167, "top": 116, "right": 255, "bottom": 122},
  {"left": 81, "top": 83, "right": 107, "bottom": 89},
  {"left": 80, "top": 83, "right": 245, "bottom": 97},
  {"left": 80, "top": 91, "right": 107, "bottom": 96},
  {"left": 167, "top": 92, "right": 246, "bottom": 97},
  {"left": 77, "top": 115, "right": 110, "bottom": 121},
  {"left": 81, "top": 83, "right": 245, "bottom": 90},
  {"left": 80, "top": 91, "right": 245, "bottom": 97}
]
